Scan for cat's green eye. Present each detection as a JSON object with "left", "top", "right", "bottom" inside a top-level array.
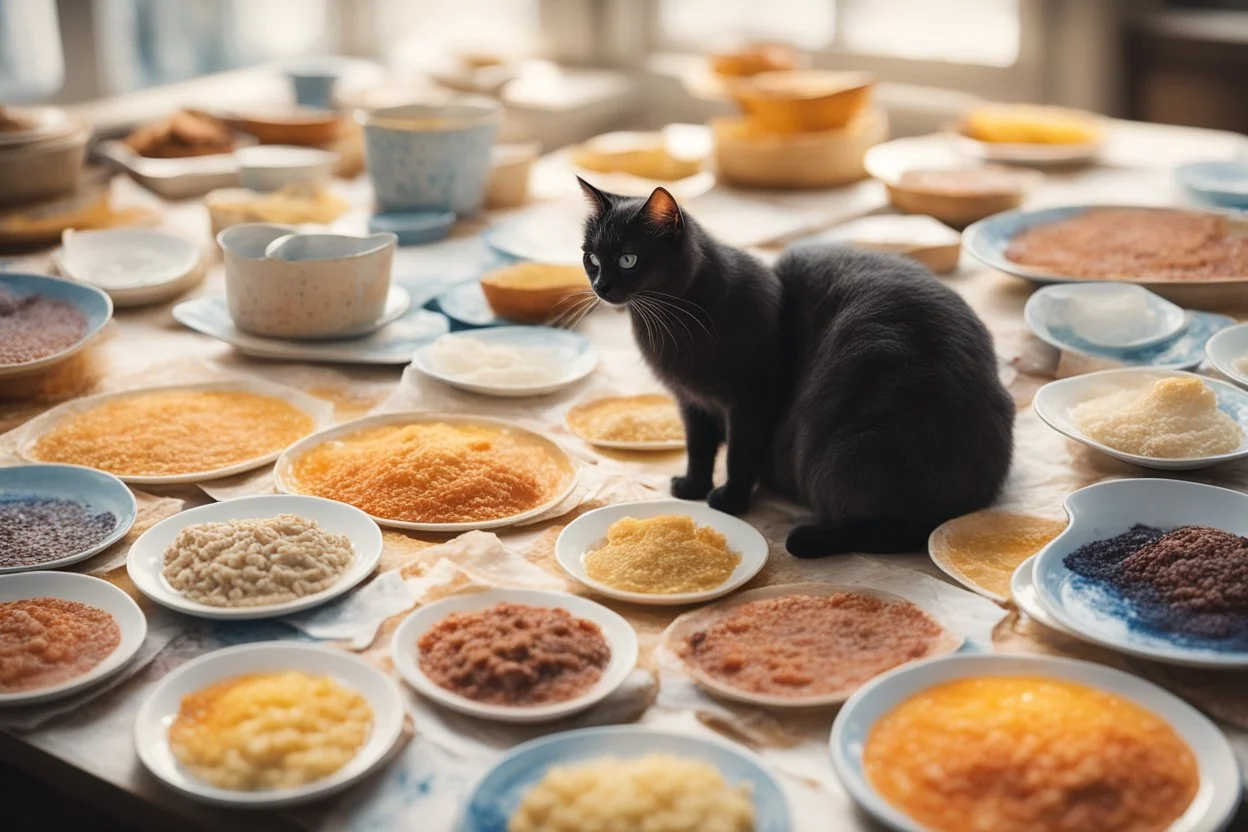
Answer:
[{"left": 619, "top": 253, "right": 638, "bottom": 269}]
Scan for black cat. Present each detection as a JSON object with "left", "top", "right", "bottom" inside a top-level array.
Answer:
[{"left": 578, "top": 178, "right": 1015, "bottom": 557}]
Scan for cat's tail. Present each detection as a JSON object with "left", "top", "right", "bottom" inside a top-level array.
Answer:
[{"left": 786, "top": 519, "right": 935, "bottom": 558}]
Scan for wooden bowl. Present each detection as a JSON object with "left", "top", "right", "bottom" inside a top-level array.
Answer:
[
  {"left": 885, "top": 166, "right": 1041, "bottom": 229},
  {"left": 729, "top": 70, "right": 875, "bottom": 134},
  {"left": 713, "top": 108, "right": 888, "bottom": 190},
  {"left": 709, "top": 43, "right": 800, "bottom": 78},
  {"left": 221, "top": 109, "right": 347, "bottom": 146},
  {"left": 479, "top": 262, "right": 591, "bottom": 324}
]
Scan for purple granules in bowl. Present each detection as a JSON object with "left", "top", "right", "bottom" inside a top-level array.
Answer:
[{"left": 0, "top": 497, "right": 118, "bottom": 568}]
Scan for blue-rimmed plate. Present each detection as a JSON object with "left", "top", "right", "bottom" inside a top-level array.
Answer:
[
  {"left": 1024, "top": 282, "right": 1189, "bottom": 351},
  {"left": 1024, "top": 287, "right": 1231, "bottom": 369},
  {"left": 412, "top": 326, "right": 597, "bottom": 397},
  {"left": 432, "top": 280, "right": 504, "bottom": 329},
  {"left": 830, "top": 653, "right": 1240, "bottom": 832},
  {"left": 0, "top": 273, "right": 112, "bottom": 378},
  {"left": 1032, "top": 478, "right": 1248, "bottom": 668},
  {"left": 0, "top": 463, "right": 137, "bottom": 573},
  {"left": 458, "top": 726, "right": 791, "bottom": 832},
  {"left": 1176, "top": 161, "right": 1248, "bottom": 209},
  {"left": 1033, "top": 368, "right": 1248, "bottom": 470}
]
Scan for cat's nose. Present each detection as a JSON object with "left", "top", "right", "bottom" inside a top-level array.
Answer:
[{"left": 592, "top": 278, "right": 616, "bottom": 300}]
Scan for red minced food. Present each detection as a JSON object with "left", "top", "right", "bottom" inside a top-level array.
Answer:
[{"left": 0, "top": 286, "right": 87, "bottom": 366}]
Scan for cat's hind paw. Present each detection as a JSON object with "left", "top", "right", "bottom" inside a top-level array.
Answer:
[
  {"left": 707, "top": 484, "right": 751, "bottom": 515},
  {"left": 671, "top": 475, "right": 713, "bottom": 501}
]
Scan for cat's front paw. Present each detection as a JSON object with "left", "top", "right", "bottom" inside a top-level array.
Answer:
[
  {"left": 671, "top": 475, "right": 713, "bottom": 501},
  {"left": 708, "top": 484, "right": 751, "bottom": 516}
]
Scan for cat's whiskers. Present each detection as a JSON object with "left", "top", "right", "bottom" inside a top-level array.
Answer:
[
  {"left": 549, "top": 294, "right": 597, "bottom": 330},
  {"left": 630, "top": 296, "right": 682, "bottom": 352},
  {"left": 635, "top": 296, "right": 684, "bottom": 345},
  {"left": 627, "top": 298, "right": 658, "bottom": 353},
  {"left": 637, "top": 290, "right": 715, "bottom": 340}
]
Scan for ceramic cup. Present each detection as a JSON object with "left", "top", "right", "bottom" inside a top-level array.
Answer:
[
  {"left": 288, "top": 71, "right": 339, "bottom": 110},
  {"left": 359, "top": 97, "right": 503, "bottom": 216},
  {"left": 218, "top": 223, "right": 397, "bottom": 339}
]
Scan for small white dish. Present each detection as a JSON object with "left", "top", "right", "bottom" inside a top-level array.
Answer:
[
  {"left": 565, "top": 395, "right": 687, "bottom": 452},
  {"left": 390, "top": 588, "right": 638, "bottom": 724},
  {"left": 949, "top": 126, "right": 1104, "bottom": 166},
  {"left": 1025, "top": 283, "right": 1189, "bottom": 351},
  {"left": 19, "top": 379, "right": 333, "bottom": 486},
  {"left": 1009, "top": 555, "right": 1072, "bottom": 634},
  {"left": 830, "top": 653, "right": 1240, "bottom": 832},
  {"left": 1033, "top": 478, "right": 1248, "bottom": 668},
  {"left": 274, "top": 411, "right": 578, "bottom": 532},
  {"left": 60, "top": 227, "right": 201, "bottom": 301},
  {"left": 134, "top": 641, "right": 404, "bottom": 808},
  {"left": 1033, "top": 368, "right": 1248, "bottom": 470},
  {"left": 1204, "top": 322, "right": 1248, "bottom": 389},
  {"left": 235, "top": 145, "right": 337, "bottom": 192},
  {"left": 412, "top": 327, "right": 597, "bottom": 397},
  {"left": 173, "top": 291, "right": 445, "bottom": 364},
  {"left": 0, "top": 571, "right": 147, "bottom": 707},
  {"left": 660, "top": 583, "right": 962, "bottom": 708},
  {"left": 126, "top": 494, "right": 383, "bottom": 621},
  {"left": 96, "top": 139, "right": 246, "bottom": 200},
  {"left": 555, "top": 500, "right": 768, "bottom": 606}
]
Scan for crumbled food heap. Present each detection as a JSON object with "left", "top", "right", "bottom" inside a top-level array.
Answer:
[
  {"left": 0, "top": 106, "right": 37, "bottom": 132},
  {"left": 0, "top": 598, "right": 120, "bottom": 692},
  {"left": 417, "top": 602, "right": 610, "bottom": 706},
  {"left": 928, "top": 510, "right": 1066, "bottom": 599},
  {"left": 161, "top": 514, "right": 353, "bottom": 608},
  {"left": 31, "top": 389, "right": 315, "bottom": 477},
  {"left": 0, "top": 497, "right": 117, "bottom": 568},
  {"left": 508, "top": 754, "right": 755, "bottom": 832},
  {"left": 897, "top": 166, "right": 1031, "bottom": 197},
  {"left": 123, "top": 109, "right": 235, "bottom": 158},
  {"left": 428, "top": 334, "right": 564, "bottom": 387},
  {"left": 1005, "top": 208, "right": 1248, "bottom": 281},
  {"left": 567, "top": 394, "right": 684, "bottom": 444},
  {"left": 169, "top": 671, "right": 372, "bottom": 791},
  {"left": 1063, "top": 524, "right": 1168, "bottom": 582},
  {"left": 865, "top": 676, "right": 1199, "bottom": 832},
  {"left": 680, "top": 593, "right": 949, "bottom": 698},
  {"left": 585, "top": 514, "right": 741, "bottom": 594},
  {"left": 0, "top": 286, "right": 87, "bottom": 366},
  {"left": 1071, "top": 377, "right": 1244, "bottom": 458},
  {"left": 289, "top": 422, "right": 570, "bottom": 524}
]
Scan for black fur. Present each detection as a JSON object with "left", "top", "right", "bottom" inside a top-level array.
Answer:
[{"left": 578, "top": 179, "right": 1015, "bottom": 557}]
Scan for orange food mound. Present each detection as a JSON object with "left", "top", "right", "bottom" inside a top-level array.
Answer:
[
  {"left": 0, "top": 597, "right": 120, "bottom": 692},
  {"left": 289, "top": 421, "right": 571, "bottom": 524},
  {"left": 31, "top": 389, "right": 315, "bottom": 477},
  {"left": 865, "top": 676, "right": 1199, "bottom": 832}
]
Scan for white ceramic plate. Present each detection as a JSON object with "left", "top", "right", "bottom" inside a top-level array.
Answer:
[
  {"left": 555, "top": 500, "right": 768, "bottom": 606},
  {"left": 18, "top": 379, "right": 333, "bottom": 485},
  {"left": 126, "top": 495, "right": 383, "bottom": 620},
  {"left": 1205, "top": 322, "right": 1248, "bottom": 389},
  {"left": 1024, "top": 282, "right": 1190, "bottom": 351},
  {"left": 949, "top": 128, "right": 1104, "bottom": 165},
  {"left": 565, "top": 396, "right": 686, "bottom": 451},
  {"left": 659, "top": 582, "right": 962, "bottom": 709},
  {"left": 1009, "top": 555, "right": 1072, "bottom": 634},
  {"left": 1033, "top": 478, "right": 1248, "bottom": 668},
  {"left": 173, "top": 291, "right": 447, "bottom": 365},
  {"left": 57, "top": 227, "right": 203, "bottom": 307},
  {"left": 274, "top": 411, "right": 578, "bottom": 532},
  {"left": 830, "top": 653, "right": 1240, "bottom": 832},
  {"left": 0, "top": 571, "right": 147, "bottom": 707},
  {"left": 412, "top": 327, "right": 598, "bottom": 397},
  {"left": 390, "top": 588, "right": 638, "bottom": 724},
  {"left": 482, "top": 202, "right": 587, "bottom": 266},
  {"left": 1033, "top": 368, "right": 1248, "bottom": 470},
  {"left": 134, "top": 641, "right": 404, "bottom": 808}
]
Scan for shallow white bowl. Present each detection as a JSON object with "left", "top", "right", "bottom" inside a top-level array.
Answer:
[
  {"left": 235, "top": 145, "right": 337, "bottom": 192},
  {"left": 59, "top": 227, "right": 202, "bottom": 307},
  {"left": 412, "top": 327, "right": 598, "bottom": 398},
  {"left": 830, "top": 653, "right": 1240, "bottom": 832},
  {"left": 1024, "top": 282, "right": 1189, "bottom": 351},
  {"left": 1205, "top": 322, "right": 1248, "bottom": 389},
  {"left": 1033, "top": 368, "right": 1248, "bottom": 470},
  {"left": 126, "top": 494, "right": 382, "bottom": 620},
  {"left": 390, "top": 588, "right": 638, "bottom": 724},
  {"left": 660, "top": 582, "right": 962, "bottom": 709},
  {"left": 275, "top": 411, "right": 578, "bottom": 532},
  {"left": 555, "top": 500, "right": 768, "bottom": 606},
  {"left": 1009, "top": 555, "right": 1072, "bottom": 634},
  {"left": 134, "top": 641, "right": 404, "bottom": 808},
  {"left": 19, "top": 379, "right": 333, "bottom": 485},
  {"left": 1033, "top": 478, "right": 1248, "bottom": 668},
  {"left": 0, "top": 571, "right": 147, "bottom": 707}
]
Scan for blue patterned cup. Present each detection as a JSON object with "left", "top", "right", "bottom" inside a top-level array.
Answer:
[{"left": 360, "top": 98, "right": 503, "bottom": 217}]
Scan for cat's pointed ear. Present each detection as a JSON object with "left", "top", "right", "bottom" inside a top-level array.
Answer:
[
  {"left": 576, "top": 176, "right": 611, "bottom": 216},
  {"left": 640, "top": 187, "right": 682, "bottom": 235}
]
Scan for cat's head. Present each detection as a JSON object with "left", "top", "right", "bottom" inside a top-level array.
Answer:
[{"left": 578, "top": 177, "right": 690, "bottom": 304}]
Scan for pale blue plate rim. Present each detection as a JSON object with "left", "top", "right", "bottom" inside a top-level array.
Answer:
[
  {"left": 0, "top": 463, "right": 137, "bottom": 573},
  {"left": 0, "top": 272, "right": 113, "bottom": 377},
  {"left": 456, "top": 725, "right": 791, "bottom": 832},
  {"left": 1175, "top": 161, "right": 1248, "bottom": 207},
  {"left": 432, "top": 280, "right": 505, "bottom": 329}
]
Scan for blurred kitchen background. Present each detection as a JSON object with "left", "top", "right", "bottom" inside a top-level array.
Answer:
[{"left": 2, "top": 0, "right": 1247, "bottom": 147}]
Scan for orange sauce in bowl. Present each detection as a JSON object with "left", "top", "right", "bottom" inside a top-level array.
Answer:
[{"left": 864, "top": 676, "right": 1199, "bottom": 832}]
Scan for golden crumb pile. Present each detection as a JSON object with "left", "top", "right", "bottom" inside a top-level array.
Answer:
[
  {"left": 865, "top": 676, "right": 1198, "bottom": 832},
  {"left": 31, "top": 389, "right": 315, "bottom": 477},
  {"left": 289, "top": 421, "right": 571, "bottom": 524},
  {"left": 509, "top": 753, "right": 755, "bottom": 832},
  {"left": 585, "top": 514, "right": 741, "bottom": 594},
  {"left": 169, "top": 671, "right": 372, "bottom": 791},
  {"left": 567, "top": 395, "right": 684, "bottom": 444},
  {"left": 1071, "top": 376, "right": 1244, "bottom": 459},
  {"left": 929, "top": 510, "right": 1067, "bottom": 600}
]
